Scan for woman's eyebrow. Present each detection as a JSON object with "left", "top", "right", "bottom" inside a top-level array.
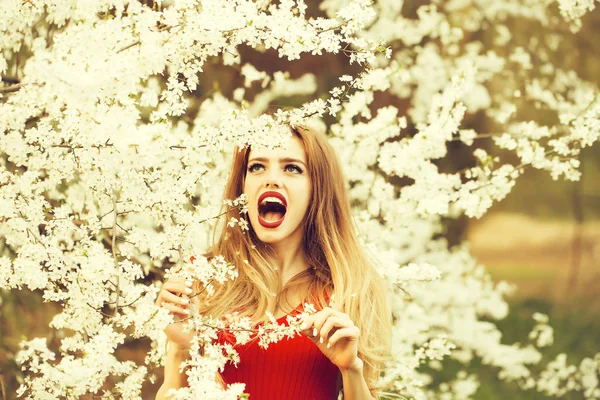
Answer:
[{"left": 248, "top": 157, "right": 307, "bottom": 167}]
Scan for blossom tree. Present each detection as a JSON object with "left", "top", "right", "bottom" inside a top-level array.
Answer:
[{"left": 1, "top": 0, "right": 599, "bottom": 399}]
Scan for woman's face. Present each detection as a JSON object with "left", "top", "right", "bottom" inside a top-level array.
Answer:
[{"left": 243, "top": 135, "right": 311, "bottom": 244}]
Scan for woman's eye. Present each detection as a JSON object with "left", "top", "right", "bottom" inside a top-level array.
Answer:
[
  {"left": 285, "top": 164, "right": 302, "bottom": 173},
  {"left": 248, "top": 163, "right": 264, "bottom": 173}
]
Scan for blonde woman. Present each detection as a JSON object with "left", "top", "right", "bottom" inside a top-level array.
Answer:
[{"left": 156, "top": 126, "right": 392, "bottom": 399}]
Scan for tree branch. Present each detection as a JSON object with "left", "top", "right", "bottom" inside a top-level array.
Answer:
[
  {"left": 112, "top": 196, "right": 120, "bottom": 317},
  {"left": 0, "top": 83, "right": 24, "bottom": 94}
]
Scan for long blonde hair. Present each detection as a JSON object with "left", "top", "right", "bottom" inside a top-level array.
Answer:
[{"left": 200, "top": 125, "right": 392, "bottom": 392}]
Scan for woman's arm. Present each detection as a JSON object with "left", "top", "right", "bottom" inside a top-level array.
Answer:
[
  {"left": 155, "top": 343, "right": 190, "bottom": 399},
  {"left": 155, "top": 275, "right": 197, "bottom": 399},
  {"left": 340, "top": 358, "right": 375, "bottom": 400},
  {"left": 301, "top": 307, "right": 376, "bottom": 400}
]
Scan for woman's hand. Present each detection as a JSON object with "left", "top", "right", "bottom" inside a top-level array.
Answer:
[
  {"left": 155, "top": 276, "right": 197, "bottom": 351},
  {"left": 300, "top": 307, "right": 362, "bottom": 372}
]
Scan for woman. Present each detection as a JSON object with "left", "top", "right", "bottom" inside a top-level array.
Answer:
[{"left": 156, "top": 125, "right": 392, "bottom": 399}]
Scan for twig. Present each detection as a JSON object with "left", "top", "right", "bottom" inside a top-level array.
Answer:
[
  {"left": 99, "top": 209, "right": 114, "bottom": 220},
  {"left": 26, "top": 227, "right": 47, "bottom": 248},
  {"left": 72, "top": 147, "right": 80, "bottom": 169},
  {"left": 467, "top": 149, "right": 568, "bottom": 193},
  {"left": 116, "top": 222, "right": 130, "bottom": 233},
  {"left": 112, "top": 195, "right": 120, "bottom": 317},
  {"left": 119, "top": 292, "right": 146, "bottom": 308},
  {"left": 448, "top": 132, "right": 502, "bottom": 142},
  {"left": 314, "top": 24, "right": 343, "bottom": 34},
  {"left": 116, "top": 40, "right": 141, "bottom": 54},
  {"left": 116, "top": 210, "right": 136, "bottom": 216},
  {"left": 104, "top": 279, "right": 117, "bottom": 288},
  {"left": 86, "top": 302, "right": 113, "bottom": 318},
  {"left": 198, "top": 204, "right": 245, "bottom": 225},
  {"left": 51, "top": 142, "right": 114, "bottom": 150},
  {"left": 0, "top": 83, "right": 24, "bottom": 93},
  {"left": 142, "top": 309, "right": 160, "bottom": 328},
  {"left": 188, "top": 278, "right": 214, "bottom": 300}
]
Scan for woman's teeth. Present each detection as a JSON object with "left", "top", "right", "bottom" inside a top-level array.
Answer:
[{"left": 260, "top": 197, "right": 284, "bottom": 206}]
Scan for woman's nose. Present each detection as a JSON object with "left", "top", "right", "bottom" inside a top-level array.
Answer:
[
  {"left": 265, "top": 179, "right": 281, "bottom": 188},
  {"left": 264, "top": 170, "right": 282, "bottom": 188}
]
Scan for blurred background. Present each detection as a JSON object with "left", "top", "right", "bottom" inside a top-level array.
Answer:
[
  {"left": 463, "top": 143, "right": 600, "bottom": 399},
  {"left": 1, "top": 1, "right": 599, "bottom": 399}
]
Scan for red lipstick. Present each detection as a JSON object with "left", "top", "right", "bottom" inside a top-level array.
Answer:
[{"left": 257, "top": 191, "right": 287, "bottom": 229}]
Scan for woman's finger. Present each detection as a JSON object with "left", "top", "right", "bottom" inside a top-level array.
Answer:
[
  {"left": 160, "top": 290, "right": 191, "bottom": 307},
  {"left": 160, "top": 301, "right": 189, "bottom": 316},
  {"left": 156, "top": 282, "right": 193, "bottom": 307},
  {"left": 307, "top": 307, "right": 335, "bottom": 336},
  {"left": 161, "top": 281, "right": 193, "bottom": 296},
  {"left": 318, "top": 316, "right": 351, "bottom": 343},
  {"left": 300, "top": 307, "right": 346, "bottom": 335},
  {"left": 328, "top": 326, "right": 360, "bottom": 347},
  {"left": 313, "top": 309, "right": 348, "bottom": 336}
]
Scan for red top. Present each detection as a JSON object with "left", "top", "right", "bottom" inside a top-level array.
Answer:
[{"left": 217, "top": 304, "right": 341, "bottom": 400}]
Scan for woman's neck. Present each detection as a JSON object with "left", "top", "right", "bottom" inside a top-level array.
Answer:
[{"left": 269, "top": 227, "right": 310, "bottom": 287}]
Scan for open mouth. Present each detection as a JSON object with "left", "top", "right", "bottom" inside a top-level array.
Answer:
[{"left": 257, "top": 192, "right": 287, "bottom": 228}]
